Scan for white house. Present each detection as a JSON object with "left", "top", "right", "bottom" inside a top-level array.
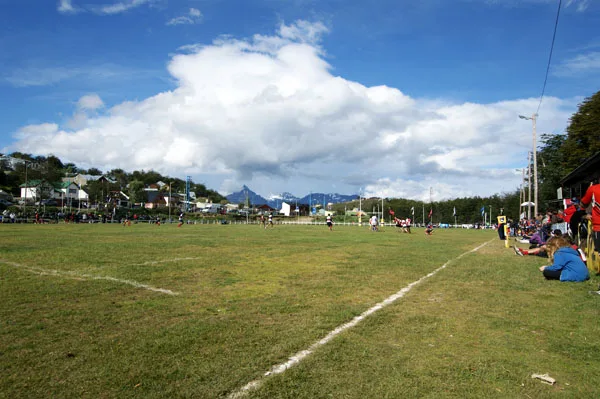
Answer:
[
  {"left": 19, "top": 180, "right": 54, "bottom": 203},
  {"left": 55, "top": 181, "right": 88, "bottom": 204},
  {"left": 279, "top": 202, "right": 291, "bottom": 217}
]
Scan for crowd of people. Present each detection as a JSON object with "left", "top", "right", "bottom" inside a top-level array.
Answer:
[{"left": 511, "top": 180, "right": 600, "bottom": 283}]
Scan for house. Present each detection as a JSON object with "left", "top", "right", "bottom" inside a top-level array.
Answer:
[
  {"left": 560, "top": 151, "right": 600, "bottom": 198},
  {"left": 144, "top": 190, "right": 167, "bottom": 209},
  {"left": 195, "top": 197, "right": 214, "bottom": 210},
  {"left": 20, "top": 180, "right": 88, "bottom": 206},
  {"left": 224, "top": 203, "right": 238, "bottom": 213},
  {"left": 19, "top": 180, "right": 55, "bottom": 203},
  {"left": 54, "top": 181, "right": 86, "bottom": 205}
]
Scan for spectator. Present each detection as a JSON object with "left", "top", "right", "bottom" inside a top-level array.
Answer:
[
  {"left": 569, "top": 201, "right": 589, "bottom": 246},
  {"left": 563, "top": 198, "right": 579, "bottom": 224},
  {"left": 581, "top": 180, "right": 600, "bottom": 255},
  {"left": 515, "top": 230, "right": 586, "bottom": 263},
  {"left": 538, "top": 236, "right": 589, "bottom": 282}
]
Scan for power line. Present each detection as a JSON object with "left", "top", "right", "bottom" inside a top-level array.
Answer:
[{"left": 536, "top": 0, "right": 562, "bottom": 116}]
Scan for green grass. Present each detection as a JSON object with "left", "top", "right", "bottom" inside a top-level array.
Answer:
[{"left": 1, "top": 223, "right": 599, "bottom": 398}]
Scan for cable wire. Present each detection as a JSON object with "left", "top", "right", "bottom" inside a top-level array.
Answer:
[{"left": 536, "top": 0, "right": 562, "bottom": 116}]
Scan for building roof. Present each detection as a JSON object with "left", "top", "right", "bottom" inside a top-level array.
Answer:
[
  {"left": 54, "top": 181, "right": 78, "bottom": 189},
  {"left": 19, "top": 179, "right": 45, "bottom": 187}
]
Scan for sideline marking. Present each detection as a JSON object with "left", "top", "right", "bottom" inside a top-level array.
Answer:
[
  {"left": 0, "top": 259, "right": 179, "bottom": 296},
  {"left": 131, "top": 257, "right": 203, "bottom": 266},
  {"left": 228, "top": 239, "right": 493, "bottom": 398}
]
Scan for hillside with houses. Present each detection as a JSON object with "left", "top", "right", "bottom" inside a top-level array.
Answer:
[{"left": 0, "top": 153, "right": 227, "bottom": 213}]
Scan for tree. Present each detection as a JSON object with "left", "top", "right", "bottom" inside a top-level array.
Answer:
[
  {"left": 537, "top": 133, "right": 568, "bottom": 208},
  {"left": 63, "top": 163, "right": 79, "bottom": 174},
  {"left": 86, "top": 167, "right": 103, "bottom": 176},
  {"left": 127, "top": 180, "right": 146, "bottom": 206},
  {"left": 562, "top": 90, "right": 600, "bottom": 168},
  {"left": 107, "top": 168, "right": 129, "bottom": 188},
  {"left": 43, "top": 155, "right": 65, "bottom": 183}
]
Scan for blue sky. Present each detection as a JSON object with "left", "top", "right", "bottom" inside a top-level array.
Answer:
[{"left": 1, "top": 0, "right": 599, "bottom": 201}]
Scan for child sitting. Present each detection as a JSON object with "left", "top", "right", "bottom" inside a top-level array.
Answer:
[{"left": 539, "top": 236, "right": 589, "bottom": 282}]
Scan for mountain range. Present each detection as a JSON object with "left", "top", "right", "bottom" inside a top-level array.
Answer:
[{"left": 226, "top": 185, "right": 357, "bottom": 208}]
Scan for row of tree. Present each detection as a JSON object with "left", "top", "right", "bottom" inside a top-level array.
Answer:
[{"left": 331, "top": 193, "right": 520, "bottom": 225}]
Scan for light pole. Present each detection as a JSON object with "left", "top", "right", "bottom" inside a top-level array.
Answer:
[
  {"left": 168, "top": 182, "right": 172, "bottom": 223},
  {"left": 519, "top": 114, "right": 538, "bottom": 219},
  {"left": 489, "top": 204, "right": 492, "bottom": 226},
  {"left": 358, "top": 188, "right": 362, "bottom": 226}
]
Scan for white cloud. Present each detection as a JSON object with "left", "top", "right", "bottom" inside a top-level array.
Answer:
[
  {"left": 96, "top": 0, "right": 155, "bottom": 15},
  {"left": 57, "top": 0, "right": 78, "bottom": 14},
  {"left": 4, "top": 66, "right": 77, "bottom": 87},
  {"left": 3, "top": 64, "right": 158, "bottom": 87},
  {"left": 477, "top": 0, "right": 589, "bottom": 12},
  {"left": 58, "top": 0, "right": 156, "bottom": 16},
  {"left": 565, "top": 0, "right": 590, "bottom": 12},
  {"left": 7, "top": 20, "right": 578, "bottom": 200},
  {"left": 554, "top": 51, "right": 600, "bottom": 76},
  {"left": 167, "top": 8, "right": 203, "bottom": 26},
  {"left": 66, "top": 94, "right": 105, "bottom": 129},
  {"left": 77, "top": 93, "right": 104, "bottom": 111}
]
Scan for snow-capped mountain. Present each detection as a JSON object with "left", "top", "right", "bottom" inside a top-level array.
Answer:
[
  {"left": 226, "top": 186, "right": 356, "bottom": 208},
  {"left": 226, "top": 185, "right": 269, "bottom": 207}
]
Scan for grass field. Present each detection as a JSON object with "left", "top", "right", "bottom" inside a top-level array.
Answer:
[{"left": 1, "top": 223, "right": 600, "bottom": 398}]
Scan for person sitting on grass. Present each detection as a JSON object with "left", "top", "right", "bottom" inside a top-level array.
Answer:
[
  {"left": 514, "top": 229, "right": 563, "bottom": 257},
  {"left": 538, "top": 236, "right": 589, "bottom": 282},
  {"left": 515, "top": 230, "right": 587, "bottom": 263}
]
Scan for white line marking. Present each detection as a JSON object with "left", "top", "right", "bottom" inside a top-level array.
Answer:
[
  {"left": 131, "top": 257, "right": 204, "bottom": 266},
  {"left": 0, "top": 259, "right": 179, "bottom": 296},
  {"left": 228, "top": 239, "right": 493, "bottom": 398}
]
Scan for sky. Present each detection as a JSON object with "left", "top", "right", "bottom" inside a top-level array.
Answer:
[{"left": 1, "top": 0, "right": 599, "bottom": 201}]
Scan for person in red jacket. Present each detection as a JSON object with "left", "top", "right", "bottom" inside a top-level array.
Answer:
[
  {"left": 581, "top": 181, "right": 600, "bottom": 254},
  {"left": 562, "top": 197, "right": 578, "bottom": 224}
]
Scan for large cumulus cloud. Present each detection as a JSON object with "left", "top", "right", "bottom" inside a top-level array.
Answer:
[{"left": 8, "top": 20, "right": 576, "bottom": 200}]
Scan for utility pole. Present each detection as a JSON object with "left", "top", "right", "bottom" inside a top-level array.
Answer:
[
  {"left": 532, "top": 114, "right": 538, "bottom": 219},
  {"left": 358, "top": 188, "right": 362, "bottom": 226},
  {"left": 429, "top": 186, "right": 433, "bottom": 224},
  {"left": 520, "top": 114, "right": 537, "bottom": 219},
  {"left": 527, "top": 151, "right": 532, "bottom": 220}
]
